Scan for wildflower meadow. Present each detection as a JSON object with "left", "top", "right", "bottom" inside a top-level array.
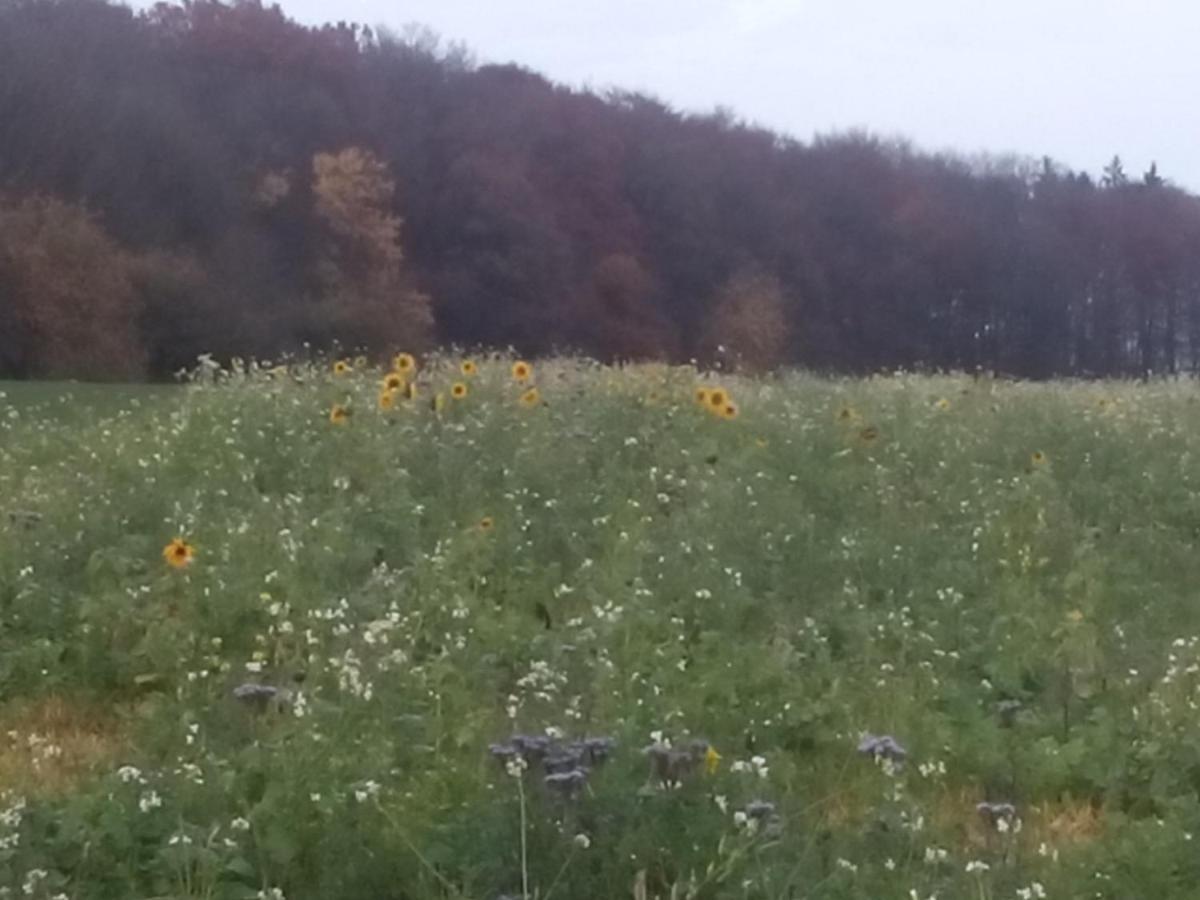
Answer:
[{"left": 4, "top": 356, "right": 1200, "bottom": 899}]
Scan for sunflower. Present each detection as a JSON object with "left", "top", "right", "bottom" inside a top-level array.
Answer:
[
  {"left": 329, "top": 403, "right": 351, "bottom": 425},
  {"left": 719, "top": 402, "right": 739, "bottom": 420},
  {"left": 461, "top": 360, "right": 478, "bottom": 377},
  {"left": 382, "top": 372, "right": 405, "bottom": 392},
  {"left": 333, "top": 359, "right": 351, "bottom": 376},
  {"left": 163, "top": 538, "right": 195, "bottom": 569},
  {"left": 704, "top": 745, "right": 722, "bottom": 776},
  {"left": 512, "top": 360, "right": 532, "bottom": 383},
  {"left": 393, "top": 352, "right": 416, "bottom": 375},
  {"left": 478, "top": 516, "right": 495, "bottom": 532},
  {"left": 378, "top": 389, "right": 398, "bottom": 411},
  {"left": 519, "top": 386, "right": 541, "bottom": 408},
  {"left": 837, "top": 406, "right": 859, "bottom": 423},
  {"left": 934, "top": 397, "right": 951, "bottom": 411},
  {"left": 707, "top": 387, "right": 729, "bottom": 410},
  {"left": 1030, "top": 450, "right": 1047, "bottom": 466},
  {"left": 695, "top": 387, "right": 712, "bottom": 406},
  {"left": 451, "top": 382, "right": 468, "bottom": 400}
]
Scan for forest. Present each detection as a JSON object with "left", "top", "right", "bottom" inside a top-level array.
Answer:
[{"left": 2, "top": 0, "right": 1199, "bottom": 380}]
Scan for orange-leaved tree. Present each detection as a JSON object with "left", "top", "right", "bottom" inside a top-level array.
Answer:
[
  {"left": 698, "top": 267, "right": 790, "bottom": 372},
  {"left": 0, "top": 194, "right": 145, "bottom": 379},
  {"left": 309, "top": 147, "right": 432, "bottom": 353}
]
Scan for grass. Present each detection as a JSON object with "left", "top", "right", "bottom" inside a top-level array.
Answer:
[
  {"left": 0, "top": 380, "right": 174, "bottom": 422},
  {"left": 0, "top": 696, "right": 128, "bottom": 798},
  {"left": 3, "top": 356, "right": 1200, "bottom": 898}
]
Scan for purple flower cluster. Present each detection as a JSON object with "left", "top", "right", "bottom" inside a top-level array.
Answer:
[
  {"left": 490, "top": 733, "right": 616, "bottom": 798},
  {"left": 231, "top": 682, "right": 291, "bottom": 712},
  {"left": 744, "top": 799, "right": 777, "bottom": 821},
  {"left": 642, "top": 738, "right": 711, "bottom": 786},
  {"left": 975, "top": 801, "right": 1017, "bottom": 824},
  {"left": 856, "top": 733, "right": 907, "bottom": 763},
  {"left": 996, "top": 699, "right": 1023, "bottom": 727}
]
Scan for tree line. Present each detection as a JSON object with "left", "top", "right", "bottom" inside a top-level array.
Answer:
[{"left": 2, "top": 0, "right": 1199, "bottom": 379}]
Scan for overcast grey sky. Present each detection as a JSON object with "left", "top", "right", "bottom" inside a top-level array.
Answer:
[{"left": 272, "top": 0, "right": 1199, "bottom": 189}]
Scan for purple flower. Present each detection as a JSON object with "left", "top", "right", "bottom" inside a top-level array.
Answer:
[
  {"left": 996, "top": 699, "right": 1023, "bottom": 727},
  {"left": 232, "top": 683, "right": 290, "bottom": 711},
  {"left": 579, "top": 736, "right": 616, "bottom": 764},
  {"left": 744, "top": 800, "right": 776, "bottom": 820},
  {"left": 544, "top": 768, "right": 589, "bottom": 798},
  {"left": 976, "top": 801, "right": 1017, "bottom": 823},
  {"left": 856, "top": 733, "right": 907, "bottom": 763}
]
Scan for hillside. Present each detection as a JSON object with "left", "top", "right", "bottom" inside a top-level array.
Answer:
[{"left": 3, "top": 0, "right": 1200, "bottom": 379}]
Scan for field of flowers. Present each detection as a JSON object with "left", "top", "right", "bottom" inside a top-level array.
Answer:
[{"left": 5, "top": 357, "right": 1200, "bottom": 899}]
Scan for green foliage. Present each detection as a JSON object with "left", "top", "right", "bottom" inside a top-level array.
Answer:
[{"left": 4, "top": 362, "right": 1200, "bottom": 897}]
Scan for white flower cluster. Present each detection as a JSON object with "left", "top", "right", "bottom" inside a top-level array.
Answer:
[
  {"left": 332, "top": 648, "right": 373, "bottom": 701},
  {"left": 515, "top": 659, "right": 568, "bottom": 703},
  {"left": 138, "top": 790, "right": 163, "bottom": 813},
  {"left": 353, "top": 780, "right": 381, "bottom": 803},
  {"left": 729, "top": 755, "right": 769, "bottom": 778},
  {"left": 923, "top": 846, "right": 948, "bottom": 865},
  {"left": 0, "top": 795, "right": 25, "bottom": 851}
]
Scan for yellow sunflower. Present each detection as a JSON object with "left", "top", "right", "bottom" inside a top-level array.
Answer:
[
  {"left": 163, "top": 538, "right": 195, "bottom": 569},
  {"left": 393, "top": 352, "right": 416, "bottom": 375},
  {"left": 519, "top": 386, "right": 541, "bottom": 408},
  {"left": 704, "top": 745, "right": 722, "bottom": 776},
  {"left": 378, "top": 389, "right": 398, "bottom": 411},
  {"left": 382, "top": 372, "right": 405, "bottom": 392},
  {"left": 934, "top": 397, "right": 951, "bottom": 411},
  {"left": 695, "top": 387, "right": 712, "bottom": 406},
  {"left": 461, "top": 360, "right": 478, "bottom": 377},
  {"left": 329, "top": 403, "right": 351, "bottom": 425},
  {"left": 333, "top": 359, "right": 351, "bottom": 376},
  {"left": 707, "top": 387, "right": 729, "bottom": 410},
  {"left": 478, "top": 516, "right": 495, "bottom": 532},
  {"left": 512, "top": 360, "right": 532, "bottom": 383},
  {"left": 451, "top": 382, "right": 468, "bottom": 400},
  {"left": 719, "top": 402, "right": 739, "bottom": 420},
  {"left": 1031, "top": 450, "right": 1047, "bottom": 466}
]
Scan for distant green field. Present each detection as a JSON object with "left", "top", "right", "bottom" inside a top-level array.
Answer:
[
  {"left": 1, "top": 380, "right": 175, "bottom": 422},
  {"left": 4, "top": 359, "right": 1200, "bottom": 899}
]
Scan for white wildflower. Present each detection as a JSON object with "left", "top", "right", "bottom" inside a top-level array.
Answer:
[{"left": 138, "top": 790, "right": 162, "bottom": 813}]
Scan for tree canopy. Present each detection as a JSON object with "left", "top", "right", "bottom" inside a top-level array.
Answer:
[{"left": 2, "top": 0, "right": 1199, "bottom": 378}]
